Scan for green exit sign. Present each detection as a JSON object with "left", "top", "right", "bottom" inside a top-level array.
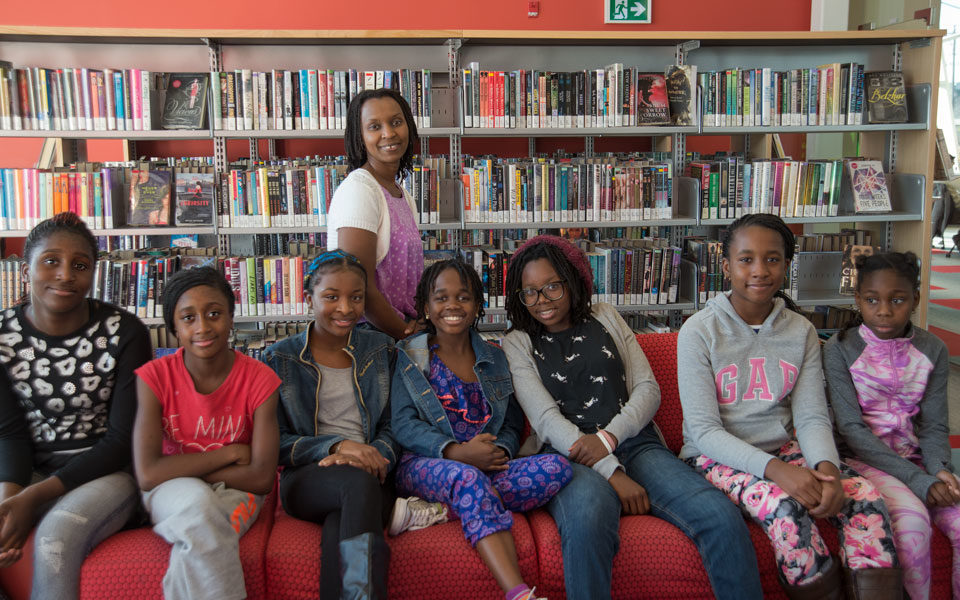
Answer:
[{"left": 605, "top": 0, "right": 651, "bottom": 23}]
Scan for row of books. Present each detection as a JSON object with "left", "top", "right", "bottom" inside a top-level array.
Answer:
[
  {"left": 577, "top": 239, "right": 686, "bottom": 307},
  {"left": 795, "top": 230, "right": 874, "bottom": 253},
  {"left": 210, "top": 68, "right": 435, "bottom": 131},
  {"left": 686, "top": 156, "right": 891, "bottom": 220},
  {"left": 0, "top": 164, "right": 215, "bottom": 230},
  {"left": 216, "top": 155, "right": 450, "bottom": 228},
  {"left": 461, "top": 63, "right": 695, "bottom": 128},
  {"left": 0, "top": 259, "right": 24, "bottom": 310},
  {"left": 682, "top": 237, "right": 728, "bottom": 305},
  {"left": 0, "top": 65, "right": 152, "bottom": 131},
  {"left": 699, "top": 63, "right": 868, "bottom": 128},
  {"left": 88, "top": 250, "right": 315, "bottom": 319},
  {"left": 460, "top": 155, "right": 674, "bottom": 224}
]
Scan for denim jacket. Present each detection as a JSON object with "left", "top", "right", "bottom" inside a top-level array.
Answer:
[
  {"left": 391, "top": 329, "right": 524, "bottom": 459},
  {"left": 261, "top": 326, "right": 399, "bottom": 471}
]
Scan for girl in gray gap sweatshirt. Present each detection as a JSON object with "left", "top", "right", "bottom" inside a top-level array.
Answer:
[{"left": 677, "top": 214, "right": 900, "bottom": 599}]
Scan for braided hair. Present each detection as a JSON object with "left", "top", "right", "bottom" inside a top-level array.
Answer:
[
  {"left": 838, "top": 251, "right": 920, "bottom": 340},
  {"left": 344, "top": 88, "right": 418, "bottom": 180},
  {"left": 413, "top": 258, "right": 486, "bottom": 335},
  {"left": 721, "top": 213, "right": 801, "bottom": 314}
]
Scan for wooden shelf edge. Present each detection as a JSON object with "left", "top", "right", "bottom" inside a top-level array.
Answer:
[{"left": 0, "top": 26, "right": 943, "bottom": 43}]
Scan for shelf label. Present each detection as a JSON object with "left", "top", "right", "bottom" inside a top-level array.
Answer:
[{"left": 605, "top": 0, "right": 651, "bottom": 23}]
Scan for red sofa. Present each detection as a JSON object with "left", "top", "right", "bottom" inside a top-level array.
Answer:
[{"left": 0, "top": 333, "right": 951, "bottom": 599}]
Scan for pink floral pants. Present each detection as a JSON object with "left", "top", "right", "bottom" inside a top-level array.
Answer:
[
  {"left": 846, "top": 458, "right": 960, "bottom": 600},
  {"left": 687, "top": 440, "right": 898, "bottom": 586}
]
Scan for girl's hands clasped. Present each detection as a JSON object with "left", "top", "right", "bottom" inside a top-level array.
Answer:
[
  {"left": 927, "top": 470, "right": 960, "bottom": 507},
  {"left": 766, "top": 459, "right": 843, "bottom": 517},
  {"left": 324, "top": 440, "right": 390, "bottom": 482},
  {"left": 568, "top": 433, "right": 613, "bottom": 467},
  {"left": 444, "top": 433, "right": 509, "bottom": 472}
]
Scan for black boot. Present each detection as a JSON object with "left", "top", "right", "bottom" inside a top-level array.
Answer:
[
  {"left": 339, "top": 531, "right": 389, "bottom": 600},
  {"left": 779, "top": 558, "right": 843, "bottom": 600},
  {"left": 842, "top": 567, "right": 903, "bottom": 600}
]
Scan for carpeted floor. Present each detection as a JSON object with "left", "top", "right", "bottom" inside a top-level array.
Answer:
[{"left": 930, "top": 225, "right": 960, "bottom": 453}]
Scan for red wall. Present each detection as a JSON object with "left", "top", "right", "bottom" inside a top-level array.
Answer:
[{"left": 3, "top": 0, "right": 810, "bottom": 31}]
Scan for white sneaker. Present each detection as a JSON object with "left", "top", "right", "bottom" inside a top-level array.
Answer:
[{"left": 388, "top": 496, "right": 449, "bottom": 536}]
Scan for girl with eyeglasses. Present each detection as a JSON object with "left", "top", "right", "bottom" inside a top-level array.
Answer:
[
  {"left": 260, "top": 250, "right": 405, "bottom": 599},
  {"left": 502, "top": 235, "right": 763, "bottom": 600}
]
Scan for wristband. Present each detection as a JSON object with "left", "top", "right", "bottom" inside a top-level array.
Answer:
[{"left": 596, "top": 431, "right": 615, "bottom": 454}]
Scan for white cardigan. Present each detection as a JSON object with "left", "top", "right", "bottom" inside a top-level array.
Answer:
[{"left": 326, "top": 168, "right": 418, "bottom": 264}]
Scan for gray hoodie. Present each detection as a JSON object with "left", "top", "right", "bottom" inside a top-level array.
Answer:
[{"left": 677, "top": 292, "right": 840, "bottom": 477}]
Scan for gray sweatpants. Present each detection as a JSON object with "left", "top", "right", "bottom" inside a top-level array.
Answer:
[{"left": 142, "top": 477, "right": 263, "bottom": 600}]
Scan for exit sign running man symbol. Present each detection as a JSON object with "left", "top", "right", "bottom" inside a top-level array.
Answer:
[{"left": 605, "top": 0, "right": 651, "bottom": 23}]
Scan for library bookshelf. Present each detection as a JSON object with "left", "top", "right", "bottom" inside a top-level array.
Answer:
[{"left": 0, "top": 28, "right": 943, "bottom": 327}]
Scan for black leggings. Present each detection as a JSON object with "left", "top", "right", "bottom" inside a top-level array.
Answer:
[{"left": 279, "top": 463, "right": 395, "bottom": 597}]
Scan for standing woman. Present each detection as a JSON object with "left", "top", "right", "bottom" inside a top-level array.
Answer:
[
  {"left": 0, "top": 213, "right": 152, "bottom": 599},
  {"left": 327, "top": 89, "right": 423, "bottom": 340}
]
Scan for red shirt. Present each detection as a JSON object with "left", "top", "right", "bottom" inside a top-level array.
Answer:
[{"left": 136, "top": 348, "right": 280, "bottom": 456}]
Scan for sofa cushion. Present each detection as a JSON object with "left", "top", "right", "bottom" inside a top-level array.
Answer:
[
  {"left": 266, "top": 506, "right": 538, "bottom": 600},
  {"left": 528, "top": 508, "right": 714, "bottom": 599},
  {"left": 77, "top": 488, "right": 276, "bottom": 600}
]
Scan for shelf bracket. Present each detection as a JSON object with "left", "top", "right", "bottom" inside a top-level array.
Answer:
[
  {"left": 421, "top": 137, "right": 430, "bottom": 155},
  {"left": 584, "top": 136, "right": 594, "bottom": 157},
  {"left": 528, "top": 137, "right": 537, "bottom": 156},
  {"left": 249, "top": 138, "right": 258, "bottom": 161},
  {"left": 675, "top": 40, "right": 700, "bottom": 66},
  {"left": 446, "top": 38, "right": 463, "bottom": 87},
  {"left": 267, "top": 139, "right": 277, "bottom": 160}
]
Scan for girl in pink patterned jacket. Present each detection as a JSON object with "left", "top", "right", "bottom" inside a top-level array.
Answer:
[{"left": 825, "top": 251, "right": 956, "bottom": 600}]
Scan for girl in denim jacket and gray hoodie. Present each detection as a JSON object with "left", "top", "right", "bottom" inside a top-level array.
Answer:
[
  {"left": 392, "top": 258, "right": 572, "bottom": 600},
  {"left": 261, "top": 250, "right": 400, "bottom": 599}
]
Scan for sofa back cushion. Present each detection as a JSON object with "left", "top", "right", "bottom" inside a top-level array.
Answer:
[{"left": 634, "top": 332, "right": 683, "bottom": 454}]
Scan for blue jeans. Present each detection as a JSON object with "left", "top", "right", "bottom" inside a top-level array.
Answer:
[
  {"left": 31, "top": 471, "right": 139, "bottom": 600},
  {"left": 545, "top": 425, "right": 763, "bottom": 600}
]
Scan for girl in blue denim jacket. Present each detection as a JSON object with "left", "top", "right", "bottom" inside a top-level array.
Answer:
[
  {"left": 392, "top": 258, "right": 572, "bottom": 600},
  {"left": 261, "top": 250, "right": 400, "bottom": 599}
]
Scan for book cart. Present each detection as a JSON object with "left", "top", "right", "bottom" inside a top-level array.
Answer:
[{"left": 0, "top": 27, "right": 942, "bottom": 329}]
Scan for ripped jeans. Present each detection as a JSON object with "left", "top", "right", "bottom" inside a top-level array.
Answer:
[{"left": 31, "top": 471, "right": 139, "bottom": 600}]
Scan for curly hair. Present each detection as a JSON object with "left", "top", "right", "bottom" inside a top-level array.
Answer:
[
  {"left": 24, "top": 212, "right": 99, "bottom": 265},
  {"left": 721, "top": 213, "right": 800, "bottom": 313},
  {"left": 414, "top": 258, "right": 486, "bottom": 335},
  {"left": 838, "top": 251, "right": 920, "bottom": 340},
  {"left": 161, "top": 266, "right": 235, "bottom": 332},
  {"left": 505, "top": 236, "right": 593, "bottom": 335},
  {"left": 344, "top": 89, "right": 418, "bottom": 180}
]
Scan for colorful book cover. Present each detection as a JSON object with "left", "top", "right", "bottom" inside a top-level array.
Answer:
[
  {"left": 845, "top": 160, "right": 891, "bottom": 213},
  {"left": 634, "top": 73, "right": 671, "bottom": 124},
  {"left": 865, "top": 71, "right": 907, "bottom": 124},
  {"left": 665, "top": 65, "right": 696, "bottom": 126},
  {"left": 161, "top": 73, "right": 208, "bottom": 129},
  {"left": 174, "top": 172, "right": 214, "bottom": 225},
  {"left": 839, "top": 244, "right": 879, "bottom": 295},
  {"left": 127, "top": 169, "right": 171, "bottom": 226}
]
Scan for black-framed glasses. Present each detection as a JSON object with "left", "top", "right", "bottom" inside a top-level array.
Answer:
[{"left": 517, "top": 281, "right": 565, "bottom": 306}]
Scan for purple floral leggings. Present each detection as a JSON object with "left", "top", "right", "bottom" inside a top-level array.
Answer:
[
  {"left": 686, "top": 440, "right": 898, "bottom": 586},
  {"left": 395, "top": 452, "right": 572, "bottom": 546}
]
